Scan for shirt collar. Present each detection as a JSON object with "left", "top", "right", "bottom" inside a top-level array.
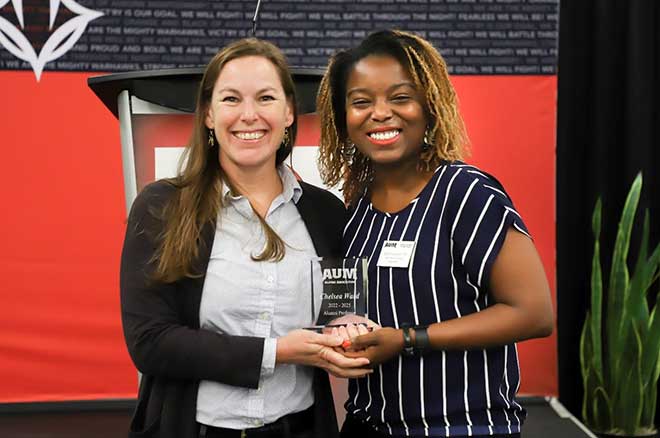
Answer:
[
  {"left": 279, "top": 164, "right": 303, "bottom": 204},
  {"left": 220, "top": 164, "right": 303, "bottom": 204}
]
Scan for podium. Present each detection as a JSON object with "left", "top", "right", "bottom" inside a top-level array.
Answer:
[{"left": 88, "top": 67, "right": 325, "bottom": 213}]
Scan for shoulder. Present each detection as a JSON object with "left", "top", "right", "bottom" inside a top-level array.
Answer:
[
  {"left": 298, "top": 181, "right": 345, "bottom": 212},
  {"left": 440, "top": 161, "right": 512, "bottom": 204},
  {"left": 441, "top": 161, "right": 530, "bottom": 237},
  {"left": 127, "top": 179, "right": 179, "bottom": 225}
]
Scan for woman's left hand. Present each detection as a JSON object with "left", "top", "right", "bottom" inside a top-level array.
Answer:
[{"left": 343, "top": 327, "right": 404, "bottom": 366}]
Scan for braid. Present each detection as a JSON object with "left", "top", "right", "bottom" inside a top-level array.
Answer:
[
  {"left": 397, "top": 31, "right": 467, "bottom": 168},
  {"left": 317, "top": 58, "right": 372, "bottom": 205},
  {"left": 316, "top": 73, "right": 343, "bottom": 188}
]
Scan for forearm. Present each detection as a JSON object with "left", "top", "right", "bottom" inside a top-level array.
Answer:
[
  {"left": 424, "top": 302, "right": 553, "bottom": 351},
  {"left": 124, "top": 316, "right": 265, "bottom": 388}
]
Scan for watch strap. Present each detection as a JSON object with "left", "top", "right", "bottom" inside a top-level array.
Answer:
[
  {"left": 401, "top": 326, "right": 415, "bottom": 356},
  {"left": 413, "top": 327, "right": 430, "bottom": 354}
]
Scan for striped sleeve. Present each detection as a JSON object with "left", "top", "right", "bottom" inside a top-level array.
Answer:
[{"left": 450, "top": 170, "right": 529, "bottom": 288}]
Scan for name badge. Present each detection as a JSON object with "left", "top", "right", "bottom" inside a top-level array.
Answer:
[{"left": 376, "top": 240, "right": 416, "bottom": 268}]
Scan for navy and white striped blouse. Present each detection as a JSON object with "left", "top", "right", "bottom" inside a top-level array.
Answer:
[{"left": 343, "top": 162, "right": 529, "bottom": 437}]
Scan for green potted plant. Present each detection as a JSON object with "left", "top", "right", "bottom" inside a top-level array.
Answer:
[{"left": 580, "top": 173, "right": 660, "bottom": 436}]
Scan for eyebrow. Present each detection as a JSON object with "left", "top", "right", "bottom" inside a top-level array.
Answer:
[
  {"left": 216, "top": 86, "right": 279, "bottom": 95},
  {"left": 346, "top": 81, "right": 416, "bottom": 97}
]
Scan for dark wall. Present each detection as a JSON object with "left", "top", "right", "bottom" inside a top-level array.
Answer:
[
  {"left": 0, "top": 0, "right": 558, "bottom": 74},
  {"left": 556, "top": 0, "right": 660, "bottom": 421}
]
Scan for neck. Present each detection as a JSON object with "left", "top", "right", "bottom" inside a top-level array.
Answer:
[
  {"left": 371, "top": 157, "right": 420, "bottom": 190},
  {"left": 369, "top": 159, "right": 434, "bottom": 212},
  {"left": 222, "top": 161, "right": 283, "bottom": 218}
]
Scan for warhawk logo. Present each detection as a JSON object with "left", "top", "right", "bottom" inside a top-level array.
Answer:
[{"left": 0, "top": 0, "right": 103, "bottom": 80}]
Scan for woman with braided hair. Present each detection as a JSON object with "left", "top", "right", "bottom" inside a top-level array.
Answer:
[{"left": 317, "top": 30, "right": 553, "bottom": 438}]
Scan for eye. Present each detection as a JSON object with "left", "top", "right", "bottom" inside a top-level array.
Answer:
[
  {"left": 391, "top": 94, "right": 411, "bottom": 102},
  {"left": 350, "top": 98, "right": 370, "bottom": 108},
  {"left": 259, "top": 95, "right": 276, "bottom": 102},
  {"left": 221, "top": 95, "right": 239, "bottom": 103}
]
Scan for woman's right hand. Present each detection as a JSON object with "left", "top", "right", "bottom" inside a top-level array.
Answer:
[{"left": 276, "top": 329, "right": 372, "bottom": 378}]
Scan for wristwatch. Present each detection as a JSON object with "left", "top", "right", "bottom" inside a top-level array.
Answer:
[
  {"left": 413, "top": 326, "right": 430, "bottom": 355},
  {"left": 401, "top": 325, "right": 430, "bottom": 356},
  {"left": 401, "top": 326, "right": 415, "bottom": 357}
]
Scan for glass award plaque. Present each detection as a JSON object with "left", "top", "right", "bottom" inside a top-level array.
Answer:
[{"left": 307, "top": 257, "right": 369, "bottom": 332}]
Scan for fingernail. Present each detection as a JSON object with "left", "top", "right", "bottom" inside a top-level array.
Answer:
[{"left": 342, "top": 340, "right": 352, "bottom": 349}]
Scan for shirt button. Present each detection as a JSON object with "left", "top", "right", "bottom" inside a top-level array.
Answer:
[
  {"left": 253, "top": 419, "right": 263, "bottom": 426},
  {"left": 267, "top": 275, "right": 274, "bottom": 284},
  {"left": 259, "top": 312, "right": 270, "bottom": 321}
]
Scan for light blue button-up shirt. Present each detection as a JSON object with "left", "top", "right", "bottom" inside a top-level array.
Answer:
[{"left": 196, "top": 166, "right": 320, "bottom": 429}]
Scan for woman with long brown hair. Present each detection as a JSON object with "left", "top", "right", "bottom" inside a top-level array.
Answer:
[
  {"left": 120, "top": 38, "right": 370, "bottom": 438},
  {"left": 317, "top": 30, "right": 554, "bottom": 438}
]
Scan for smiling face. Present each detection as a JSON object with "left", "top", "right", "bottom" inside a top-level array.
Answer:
[
  {"left": 345, "top": 55, "right": 427, "bottom": 169},
  {"left": 205, "top": 55, "right": 294, "bottom": 173}
]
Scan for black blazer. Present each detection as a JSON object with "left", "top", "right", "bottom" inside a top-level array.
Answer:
[{"left": 120, "top": 179, "right": 346, "bottom": 438}]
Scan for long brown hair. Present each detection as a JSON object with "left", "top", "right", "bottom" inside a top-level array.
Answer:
[
  {"left": 317, "top": 30, "right": 468, "bottom": 205},
  {"left": 153, "top": 38, "right": 298, "bottom": 283}
]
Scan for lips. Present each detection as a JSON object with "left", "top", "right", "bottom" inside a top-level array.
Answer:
[
  {"left": 233, "top": 130, "right": 266, "bottom": 141},
  {"left": 366, "top": 127, "right": 401, "bottom": 145},
  {"left": 368, "top": 129, "right": 399, "bottom": 141}
]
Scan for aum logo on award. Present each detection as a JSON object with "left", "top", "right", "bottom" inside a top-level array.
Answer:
[
  {"left": 0, "top": 0, "right": 103, "bottom": 80},
  {"left": 322, "top": 267, "right": 357, "bottom": 281}
]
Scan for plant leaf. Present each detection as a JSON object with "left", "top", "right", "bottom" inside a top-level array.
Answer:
[
  {"left": 633, "top": 209, "right": 650, "bottom": 283},
  {"left": 627, "top": 211, "right": 656, "bottom": 330},
  {"left": 581, "top": 311, "right": 594, "bottom": 426},
  {"left": 641, "top": 368, "right": 658, "bottom": 430},
  {"left": 590, "top": 199, "right": 604, "bottom": 382},
  {"left": 582, "top": 311, "right": 610, "bottom": 430},
  {"left": 642, "top": 293, "right": 660, "bottom": 390},
  {"left": 642, "top": 242, "right": 660, "bottom": 294},
  {"left": 594, "top": 385, "right": 612, "bottom": 432},
  {"left": 618, "top": 321, "right": 643, "bottom": 434},
  {"left": 592, "top": 197, "right": 602, "bottom": 238},
  {"left": 606, "top": 173, "right": 642, "bottom": 391}
]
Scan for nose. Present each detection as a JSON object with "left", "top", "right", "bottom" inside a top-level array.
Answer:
[
  {"left": 371, "top": 98, "right": 392, "bottom": 122},
  {"left": 240, "top": 99, "right": 258, "bottom": 123}
]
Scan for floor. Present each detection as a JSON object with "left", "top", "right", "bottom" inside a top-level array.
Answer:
[{"left": 0, "top": 397, "right": 595, "bottom": 438}]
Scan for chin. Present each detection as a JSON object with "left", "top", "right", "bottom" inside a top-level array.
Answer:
[
  {"left": 241, "top": 152, "right": 279, "bottom": 167},
  {"left": 368, "top": 153, "right": 407, "bottom": 166}
]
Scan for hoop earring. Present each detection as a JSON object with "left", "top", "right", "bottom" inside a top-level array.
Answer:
[
  {"left": 280, "top": 127, "right": 291, "bottom": 149},
  {"left": 208, "top": 129, "right": 215, "bottom": 148}
]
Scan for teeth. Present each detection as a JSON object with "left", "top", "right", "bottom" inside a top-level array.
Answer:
[
  {"left": 369, "top": 130, "right": 399, "bottom": 141},
  {"left": 235, "top": 131, "right": 265, "bottom": 140}
]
